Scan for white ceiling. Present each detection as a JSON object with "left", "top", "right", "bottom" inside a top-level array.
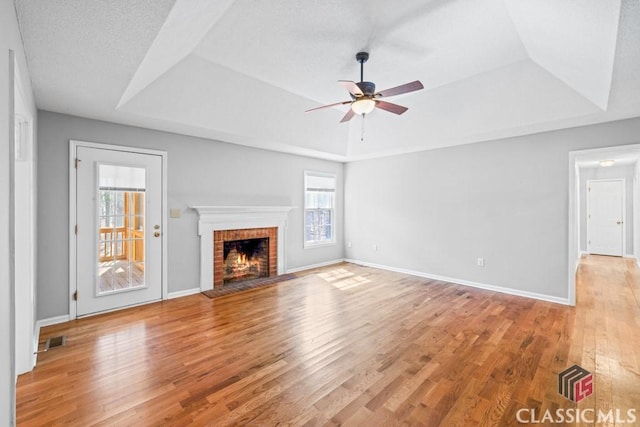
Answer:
[
  {"left": 576, "top": 147, "right": 640, "bottom": 169},
  {"left": 14, "top": 0, "right": 640, "bottom": 161}
]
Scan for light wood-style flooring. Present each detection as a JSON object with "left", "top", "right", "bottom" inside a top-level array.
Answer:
[{"left": 16, "top": 256, "right": 640, "bottom": 426}]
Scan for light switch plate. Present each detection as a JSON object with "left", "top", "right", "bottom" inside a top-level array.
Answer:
[{"left": 170, "top": 208, "right": 181, "bottom": 218}]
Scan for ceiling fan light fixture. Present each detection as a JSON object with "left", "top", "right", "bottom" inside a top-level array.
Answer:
[
  {"left": 306, "top": 52, "right": 423, "bottom": 122},
  {"left": 599, "top": 159, "right": 615, "bottom": 167},
  {"left": 351, "top": 98, "right": 376, "bottom": 115}
]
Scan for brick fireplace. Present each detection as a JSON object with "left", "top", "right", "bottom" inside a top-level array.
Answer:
[
  {"left": 214, "top": 227, "right": 277, "bottom": 287},
  {"left": 192, "top": 206, "right": 295, "bottom": 292}
]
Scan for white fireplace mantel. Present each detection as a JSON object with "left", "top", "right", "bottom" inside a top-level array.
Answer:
[{"left": 191, "top": 206, "right": 296, "bottom": 291}]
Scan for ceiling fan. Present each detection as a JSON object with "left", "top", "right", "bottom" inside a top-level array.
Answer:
[{"left": 306, "top": 51, "right": 424, "bottom": 123}]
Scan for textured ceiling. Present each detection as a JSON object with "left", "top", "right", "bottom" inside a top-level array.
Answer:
[
  {"left": 576, "top": 148, "right": 640, "bottom": 168},
  {"left": 14, "top": 0, "right": 640, "bottom": 161}
]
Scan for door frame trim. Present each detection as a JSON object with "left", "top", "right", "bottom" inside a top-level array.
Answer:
[
  {"left": 569, "top": 143, "right": 640, "bottom": 307},
  {"left": 586, "top": 178, "right": 625, "bottom": 256},
  {"left": 69, "top": 140, "right": 168, "bottom": 319}
]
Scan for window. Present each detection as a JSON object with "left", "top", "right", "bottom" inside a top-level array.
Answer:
[{"left": 304, "top": 171, "right": 336, "bottom": 247}]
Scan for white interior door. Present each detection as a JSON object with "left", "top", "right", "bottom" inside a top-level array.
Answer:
[
  {"left": 75, "top": 146, "right": 163, "bottom": 316},
  {"left": 588, "top": 180, "right": 624, "bottom": 256}
]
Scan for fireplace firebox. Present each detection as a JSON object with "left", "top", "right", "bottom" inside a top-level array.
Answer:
[
  {"left": 213, "top": 227, "right": 278, "bottom": 288},
  {"left": 223, "top": 238, "right": 269, "bottom": 283}
]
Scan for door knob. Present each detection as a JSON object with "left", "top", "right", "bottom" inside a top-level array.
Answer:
[
  {"left": 616, "top": 221, "right": 622, "bottom": 225},
  {"left": 154, "top": 231, "right": 160, "bottom": 237}
]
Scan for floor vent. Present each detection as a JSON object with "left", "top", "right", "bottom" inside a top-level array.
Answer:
[{"left": 44, "top": 336, "right": 67, "bottom": 350}]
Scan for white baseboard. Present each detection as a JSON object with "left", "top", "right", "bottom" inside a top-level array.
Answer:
[
  {"left": 36, "top": 314, "right": 71, "bottom": 329},
  {"left": 286, "top": 258, "right": 345, "bottom": 274},
  {"left": 167, "top": 288, "right": 201, "bottom": 299},
  {"left": 34, "top": 314, "right": 71, "bottom": 367},
  {"left": 344, "top": 258, "right": 570, "bottom": 306}
]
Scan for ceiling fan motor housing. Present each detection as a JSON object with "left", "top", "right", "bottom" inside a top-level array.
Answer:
[
  {"left": 356, "top": 51, "right": 369, "bottom": 63},
  {"left": 356, "top": 81, "right": 376, "bottom": 96}
]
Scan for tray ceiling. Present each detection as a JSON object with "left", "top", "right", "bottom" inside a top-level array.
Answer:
[{"left": 14, "top": 0, "right": 640, "bottom": 161}]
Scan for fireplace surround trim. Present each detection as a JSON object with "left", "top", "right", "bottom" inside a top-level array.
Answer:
[{"left": 191, "top": 206, "right": 295, "bottom": 291}]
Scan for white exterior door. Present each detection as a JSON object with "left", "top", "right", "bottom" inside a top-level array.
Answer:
[
  {"left": 588, "top": 180, "right": 624, "bottom": 256},
  {"left": 75, "top": 145, "right": 164, "bottom": 316}
]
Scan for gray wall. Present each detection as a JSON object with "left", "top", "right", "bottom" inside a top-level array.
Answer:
[
  {"left": 37, "top": 111, "right": 344, "bottom": 320},
  {"left": 344, "top": 117, "right": 640, "bottom": 300},
  {"left": 579, "top": 164, "right": 635, "bottom": 255}
]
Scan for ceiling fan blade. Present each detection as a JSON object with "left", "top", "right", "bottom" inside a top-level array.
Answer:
[
  {"left": 376, "top": 80, "right": 424, "bottom": 98},
  {"left": 339, "top": 80, "right": 364, "bottom": 97},
  {"left": 375, "top": 100, "right": 408, "bottom": 115},
  {"left": 340, "top": 109, "right": 356, "bottom": 123},
  {"left": 305, "top": 100, "right": 351, "bottom": 113}
]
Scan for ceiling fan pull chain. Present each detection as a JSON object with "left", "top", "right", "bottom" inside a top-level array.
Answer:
[{"left": 361, "top": 113, "right": 366, "bottom": 142}]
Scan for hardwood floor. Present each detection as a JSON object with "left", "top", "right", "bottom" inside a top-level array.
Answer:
[{"left": 17, "top": 257, "right": 640, "bottom": 426}]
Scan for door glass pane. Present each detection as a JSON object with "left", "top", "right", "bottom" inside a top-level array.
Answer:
[{"left": 97, "top": 165, "right": 146, "bottom": 295}]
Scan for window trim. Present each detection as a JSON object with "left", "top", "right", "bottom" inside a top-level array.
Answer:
[{"left": 304, "top": 170, "right": 337, "bottom": 248}]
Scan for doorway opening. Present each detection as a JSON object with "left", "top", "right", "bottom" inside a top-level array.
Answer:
[{"left": 569, "top": 144, "right": 640, "bottom": 306}]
